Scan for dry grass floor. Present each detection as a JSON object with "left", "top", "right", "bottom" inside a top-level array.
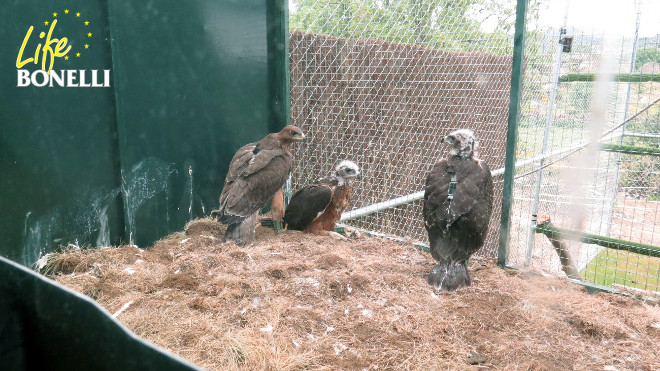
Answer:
[{"left": 45, "top": 218, "right": 660, "bottom": 370}]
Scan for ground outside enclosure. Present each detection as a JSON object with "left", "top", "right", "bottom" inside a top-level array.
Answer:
[{"left": 45, "top": 219, "right": 660, "bottom": 370}]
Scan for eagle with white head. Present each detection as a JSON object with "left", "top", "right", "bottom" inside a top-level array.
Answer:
[
  {"left": 284, "top": 160, "right": 361, "bottom": 238},
  {"left": 422, "top": 129, "right": 493, "bottom": 291}
]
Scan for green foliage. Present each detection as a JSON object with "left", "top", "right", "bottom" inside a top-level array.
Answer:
[
  {"left": 624, "top": 104, "right": 660, "bottom": 135},
  {"left": 290, "top": 0, "right": 543, "bottom": 53},
  {"left": 617, "top": 153, "right": 660, "bottom": 200},
  {"left": 581, "top": 249, "right": 660, "bottom": 291},
  {"left": 635, "top": 47, "right": 660, "bottom": 69}
]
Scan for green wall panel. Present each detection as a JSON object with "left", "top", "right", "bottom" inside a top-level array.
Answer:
[
  {"left": 0, "top": 255, "right": 201, "bottom": 370},
  {"left": 107, "top": 0, "right": 272, "bottom": 247},
  {"left": 0, "top": 1, "right": 123, "bottom": 265},
  {"left": 0, "top": 0, "right": 287, "bottom": 265}
]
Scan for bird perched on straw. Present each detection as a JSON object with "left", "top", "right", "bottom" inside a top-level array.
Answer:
[
  {"left": 283, "top": 160, "right": 361, "bottom": 239},
  {"left": 423, "top": 129, "right": 493, "bottom": 291},
  {"left": 211, "top": 125, "right": 305, "bottom": 245}
]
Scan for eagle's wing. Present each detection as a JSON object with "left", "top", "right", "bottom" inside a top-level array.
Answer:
[
  {"left": 423, "top": 158, "right": 493, "bottom": 261},
  {"left": 423, "top": 159, "right": 453, "bottom": 228},
  {"left": 283, "top": 183, "right": 333, "bottom": 231},
  {"left": 218, "top": 144, "right": 292, "bottom": 224},
  {"left": 423, "top": 158, "right": 492, "bottom": 229},
  {"left": 472, "top": 160, "right": 494, "bottom": 232}
]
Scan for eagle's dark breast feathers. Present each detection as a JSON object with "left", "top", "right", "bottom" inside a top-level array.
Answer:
[
  {"left": 217, "top": 135, "right": 293, "bottom": 225},
  {"left": 423, "top": 156, "right": 494, "bottom": 262}
]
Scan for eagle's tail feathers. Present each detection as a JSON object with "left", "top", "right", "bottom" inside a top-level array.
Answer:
[
  {"left": 223, "top": 214, "right": 257, "bottom": 246},
  {"left": 427, "top": 261, "right": 471, "bottom": 291}
]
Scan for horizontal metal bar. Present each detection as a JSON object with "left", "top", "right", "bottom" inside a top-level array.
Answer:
[
  {"left": 340, "top": 141, "right": 592, "bottom": 222},
  {"left": 600, "top": 143, "right": 660, "bottom": 156},
  {"left": 341, "top": 124, "right": 643, "bottom": 222},
  {"left": 624, "top": 131, "right": 660, "bottom": 139},
  {"left": 341, "top": 166, "right": 505, "bottom": 221},
  {"left": 535, "top": 224, "right": 660, "bottom": 258},
  {"left": 566, "top": 278, "right": 617, "bottom": 294},
  {"left": 559, "top": 73, "right": 660, "bottom": 83},
  {"left": 340, "top": 191, "right": 425, "bottom": 221}
]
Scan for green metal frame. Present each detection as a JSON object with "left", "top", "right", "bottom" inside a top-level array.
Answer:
[
  {"left": 498, "top": 0, "right": 528, "bottom": 266},
  {"left": 600, "top": 143, "right": 660, "bottom": 156},
  {"left": 536, "top": 224, "right": 660, "bottom": 258},
  {"left": 559, "top": 73, "right": 660, "bottom": 83}
]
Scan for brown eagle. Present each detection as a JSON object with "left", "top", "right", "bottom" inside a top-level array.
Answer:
[
  {"left": 212, "top": 125, "right": 304, "bottom": 245},
  {"left": 423, "top": 129, "right": 493, "bottom": 291},
  {"left": 283, "top": 160, "right": 361, "bottom": 238}
]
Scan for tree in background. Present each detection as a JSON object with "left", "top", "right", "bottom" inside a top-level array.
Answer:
[
  {"left": 635, "top": 47, "right": 660, "bottom": 69},
  {"left": 290, "top": 0, "right": 543, "bottom": 53}
]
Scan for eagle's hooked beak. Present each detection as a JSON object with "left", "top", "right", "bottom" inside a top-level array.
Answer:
[
  {"left": 357, "top": 173, "right": 362, "bottom": 180},
  {"left": 294, "top": 133, "right": 305, "bottom": 141}
]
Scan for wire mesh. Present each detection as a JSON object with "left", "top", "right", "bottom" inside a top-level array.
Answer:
[
  {"left": 511, "top": 2, "right": 660, "bottom": 292},
  {"left": 287, "top": 0, "right": 660, "bottom": 292},
  {"left": 288, "top": 0, "right": 516, "bottom": 257}
]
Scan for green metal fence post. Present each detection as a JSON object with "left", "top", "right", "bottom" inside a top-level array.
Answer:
[
  {"left": 498, "top": 0, "right": 528, "bottom": 266},
  {"left": 267, "top": 0, "right": 290, "bottom": 133},
  {"left": 267, "top": 0, "right": 292, "bottom": 206}
]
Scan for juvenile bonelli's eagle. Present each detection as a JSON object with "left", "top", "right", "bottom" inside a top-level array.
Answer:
[
  {"left": 212, "top": 125, "right": 304, "bottom": 245},
  {"left": 423, "top": 129, "right": 493, "bottom": 291},
  {"left": 284, "top": 160, "right": 361, "bottom": 238}
]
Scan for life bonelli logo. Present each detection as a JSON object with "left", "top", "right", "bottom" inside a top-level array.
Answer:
[{"left": 16, "top": 8, "right": 110, "bottom": 87}]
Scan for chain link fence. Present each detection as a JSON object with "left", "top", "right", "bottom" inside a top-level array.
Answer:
[
  {"left": 512, "top": 11, "right": 660, "bottom": 293},
  {"left": 289, "top": 0, "right": 516, "bottom": 257},
  {"left": 288, "top": 0, "right": 660, "bottom": 292}
]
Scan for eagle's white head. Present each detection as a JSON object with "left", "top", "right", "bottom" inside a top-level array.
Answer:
[
  {"left": 442, "top": 129, "right": 479, "bottom": 159},
  {"left": 335, "top": 160, "right": 361, "bottom": 182}
]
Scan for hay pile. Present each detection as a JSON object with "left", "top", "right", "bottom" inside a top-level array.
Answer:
[{"left": 47, "top": 219, "right": 660, "bottom": 370}]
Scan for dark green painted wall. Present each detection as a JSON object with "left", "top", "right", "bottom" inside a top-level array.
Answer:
[
  {"left": 0, "top": 0, "right": 287, "bottom": 266},
  {"left": 0, "top": 255, "right": 201, "bottom": 369}
]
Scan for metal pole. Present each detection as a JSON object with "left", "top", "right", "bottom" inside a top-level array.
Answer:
[
  {"left": 498, "top": 0, "right": 528, "bottom": 266},
  {"left": 524, "top": 7, "right": 569, "bottom": 266},
  {"left": 342, "top": 116, "right": 648, "bottom": 223},
  {"left": 605, "top": 4, "right": 640, "bottom": 237},
  {"left": 267, "top": 0, "right": 292, "bottom": 204}
]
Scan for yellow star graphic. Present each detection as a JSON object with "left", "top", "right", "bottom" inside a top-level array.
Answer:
[
  {"left": 44, "top": 21, "right": 49, "bottom": 25},
  {"left": 65, "top": 56, "right": 69, "bottom": 60},
  {"left": 84, "top": 21, "right": 89, "bottom": 26},
  {"left": 87, "top": 32, "right": 92, "bottom": 37},
  {"left": 64, "top": 9, "right": 69, "bottom": 14},
  {"left": 76, "top": 52, "right": 80, "bottom": 57},
  {"left": 76, "top": 12, "right": 80, "bottom": 17},
  {"left": 53, "top": 12, "right": 58, "bottom": 17},
  {"left": 84, "top": 44, "right": 89, "bottom": 49}
]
